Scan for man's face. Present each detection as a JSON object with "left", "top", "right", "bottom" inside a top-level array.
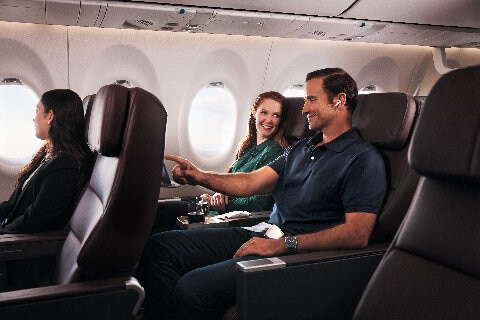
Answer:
[{"left": 302, "top": 77, "right": 336, "bottom": 132}]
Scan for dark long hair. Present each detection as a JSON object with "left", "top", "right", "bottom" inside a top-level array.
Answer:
[
  {"left": 17, "top": 89, "right": 93, "bottom": 187},
  {"left": 229, "top": 91, "right": 289, "bottom": 172}
]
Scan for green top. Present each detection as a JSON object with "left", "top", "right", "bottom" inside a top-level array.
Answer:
[{"left": 226, "top": 138, "right": 284, "bottom": 212}]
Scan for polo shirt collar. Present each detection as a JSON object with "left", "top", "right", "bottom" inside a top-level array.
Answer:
[{"left": 306, "top": 128, "right": 360, "bottom": 153}]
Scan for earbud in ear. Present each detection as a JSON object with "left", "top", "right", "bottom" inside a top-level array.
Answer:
[{"left": 334, "top": 100, "right": 341, "bottom": 107}]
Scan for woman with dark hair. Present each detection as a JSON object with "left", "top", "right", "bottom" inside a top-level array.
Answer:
[
  {"left": 0, "top": 89, "right": 94, "bottom": 234},
  {"left": 201, "top": 91, "right": 289, "bottom": 213}
]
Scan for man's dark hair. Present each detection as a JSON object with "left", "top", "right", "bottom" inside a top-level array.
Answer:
[{"left": 306, "top": 68, "right": 358, "bottom": 113}]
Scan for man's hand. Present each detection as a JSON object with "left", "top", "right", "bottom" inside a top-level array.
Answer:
[
  {"left": 164, "top": 155, "right": 201, "bottom": 186},
  {"left": 234, "top": 237, "right": 286, "bottom": 257}
]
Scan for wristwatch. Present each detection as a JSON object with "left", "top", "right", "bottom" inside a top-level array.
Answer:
[{"left": 284, "top": 236, "right": 298, "bottom": 253}]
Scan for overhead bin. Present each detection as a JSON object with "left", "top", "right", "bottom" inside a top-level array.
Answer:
[
  {"left": 46, "top": 0, "right": 80, "bottom": 26},
  {"left": 3, "top": 0, "right": 480, "bottom": 48},
  {"left": 99, "top": 2, "right": 196, "bottom": 31},
  {"left": 0, "top": 0, "right": 45, "bottom": 24},
  {"left": 341, "top": 0, "right": 480, "bottom": 29},
  {"left": 124, "top": 0, "right": 357, "bottom": 17},
  {"left": 91, "top": 2, "right": 480, "bottom": 48}
]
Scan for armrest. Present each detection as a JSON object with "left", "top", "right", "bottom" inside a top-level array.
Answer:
[
  {"left": 0, "top": 231, "right": 67, "bottom": 260},
  {"left": 0, "top": 231, "right": 67, "bottom": 291},
  {"left": 0, "top": 276, "right": 144, "bottom": 320},
  {"left": 235, "top": 242, "right": 389, "bottom": 320}
]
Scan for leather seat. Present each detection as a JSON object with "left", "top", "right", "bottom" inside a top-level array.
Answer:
[
  {"left": 230, "top": 92, "right": 422, "bottom": 320},
  {"left": 82, "top": 94, "right": 96, "bottom": 140},
  {"left": 353, "top": 92, "right": 421, "bottom": 242},
  {"left": 354, "top": 65, "right": 480, "bottom": 320},
  {"left": 0, "top": 84, "right": 167, "bottom": 319}
]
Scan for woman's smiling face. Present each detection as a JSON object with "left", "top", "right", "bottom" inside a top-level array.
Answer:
[{"left": 255, "top": 98, "right": 282, "bottom": 142}]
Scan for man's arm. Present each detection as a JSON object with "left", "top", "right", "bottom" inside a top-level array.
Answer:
[
  {"left": 234, "top": 212, "right": 376, "bottom": 257},
  {"left": 164, "top": 155, "right": 279, "bottom": 197}
]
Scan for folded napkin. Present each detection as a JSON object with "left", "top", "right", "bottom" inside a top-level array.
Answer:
[{"left": 221, "top": 211, "right": 251, "bottom": 219}]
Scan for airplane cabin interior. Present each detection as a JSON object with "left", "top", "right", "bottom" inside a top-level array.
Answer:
[{"left": 0, "top": 1, "right": 480, "bottom": 319}]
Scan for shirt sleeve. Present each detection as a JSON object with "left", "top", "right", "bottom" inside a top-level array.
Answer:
[
  {"left": 268, "top": 144, "right": 292, "bottom": 176},
  {"left": 341, "top": 148, "right": 387, "bottom": 214},
  {"left": 226, "top": 194, "right": 275, "bottom": 212}
]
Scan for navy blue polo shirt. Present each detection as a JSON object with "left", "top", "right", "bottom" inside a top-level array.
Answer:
[{"left": 268, "top": 128, "right": 386, "bottom": 235}]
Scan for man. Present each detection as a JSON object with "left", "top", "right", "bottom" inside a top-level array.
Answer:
[{"left": 143, "top": 68, "right": 387, "bottom": 319}]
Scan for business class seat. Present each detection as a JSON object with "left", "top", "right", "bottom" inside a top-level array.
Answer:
[
  {"left": 353, "top": 65, "right": 480, "bottom": 320},
  {"left": 354, "top": 92, "right": 422, "bottom": 242},
  {"left": 228, "top": 93, "right": 422, "bottom": 320},
  {"left": 0, "top": 84, "right": 167, "bottom": 320},
  {"left": 82, "top": 94, "right": 96, "bottom": 139},
  {"left": 0, "top": 95, "right": 99, "bottom": 292}
]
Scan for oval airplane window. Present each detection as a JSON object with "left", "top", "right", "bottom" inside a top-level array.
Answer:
[
  {"left": 0, "top": 81, "right": 42, "bottom": 160},
  {"left": 283, "top": 84, "right": 304, "bottom": 97},
  {"left": 188, "top": 84, "right": 237, "bottom": 159},
  {"left": 359, "top": 84, "right": 385, "bottom": 94}
]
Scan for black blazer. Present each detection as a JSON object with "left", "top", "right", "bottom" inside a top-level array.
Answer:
[{"left": 0, "top": 153, "right": 82, "bottom": 234}]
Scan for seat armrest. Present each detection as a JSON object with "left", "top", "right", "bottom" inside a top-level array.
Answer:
[
  {"left": 278, "top": 242, "right": 388, "bottom": 266},
  {"left": 0, "top": 231, "right": 67, "bottom": 260},
  {"left": 0, "top": 232, "right": 67, "bottom": 291},
  {"left": 235, "top": 243, "right": 388, "bottom": 320},
  {"left": 0, "top": 277, "right": 144, "bottom": 320}
]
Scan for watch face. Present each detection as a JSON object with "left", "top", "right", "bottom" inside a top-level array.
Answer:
[{"left": 285, "top": 236, "right": 298, "bottom": 250}]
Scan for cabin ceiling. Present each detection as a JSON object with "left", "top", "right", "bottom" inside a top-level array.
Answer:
[{"left": 1, "top": 0, "right": 479, "bottom": 48}]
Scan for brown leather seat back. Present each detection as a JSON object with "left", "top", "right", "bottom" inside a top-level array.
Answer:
[
  {"left": 82, "top": 94, "right": 96, "bottom": 140},
  {"left": 353, "top": 92, "right": 422, "bottom": 242},
  {"left": 354, "top": 65, "right": 480, "bottom": 319},
  {"left": 55, "top": 84, "right": 167, "bottom": 284}
]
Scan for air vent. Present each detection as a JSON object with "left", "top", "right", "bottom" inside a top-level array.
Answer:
[
  {"left": 310, "top": 30, "right": 326, "bottom": 37},
  {"left": 456, "top": 41, "right": 480, "bottom": 48},
  {"left": 123, "top": 20, "right": 154, "bottom": 30},
  {"left": 136, "top": 20, "right": 154, "bottom": 27}
]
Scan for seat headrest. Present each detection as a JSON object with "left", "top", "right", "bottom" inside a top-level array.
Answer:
[
  {"left": 83, "top": 94, "right": 95, "bottom": 115},
  {"left": 409, "top": 65, "right": 480, "bottom": 183},
  {"left": 82, "top": 94, "right": 96, "bottom": 140},
  {"left": 353, "top": 93, "right": 418, "bottom": 150},
  {"left": 87, "top": 84, "right": 129, "bottom": 156},
  {"left": 284, "top": 97, "right": 314, "bottom": 141}
]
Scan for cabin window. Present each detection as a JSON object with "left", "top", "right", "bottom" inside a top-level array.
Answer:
[
  {"left": 0, "top": 80, "right": 42, "bottom": 160},
  {"left": 188, "top": 84, "right": 237, "bottom": 158},
  {"left": 359, "top": 84, "right": 384, "bottom": 94},
  {"left": 283, "top": 84, "right": 304, "bottom": 97},
  {"left": 113, "top": 80, "right": 133, "bottom": 87}
]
